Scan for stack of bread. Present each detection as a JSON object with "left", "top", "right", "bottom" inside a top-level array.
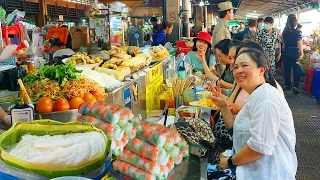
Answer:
[{"left": 96, "top": 46, "right": 151, "bottom": 79}]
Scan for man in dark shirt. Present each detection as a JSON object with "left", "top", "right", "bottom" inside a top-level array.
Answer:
[{"left": 150, "top": 17, "right": 161, "bottom": 33}]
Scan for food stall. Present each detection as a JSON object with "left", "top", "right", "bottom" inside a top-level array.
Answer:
[{"left": 0, "top": 5, "right": 212, "bottom": 180}]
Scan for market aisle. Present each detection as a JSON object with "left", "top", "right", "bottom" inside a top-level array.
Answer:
[{"left": 276, "top": 76, "right": 320, "bottom": 180}]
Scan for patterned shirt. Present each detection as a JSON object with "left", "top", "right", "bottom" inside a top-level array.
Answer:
[
  {"left": 255, "top": 29, "right": 277, "bottom": 74},
  {"left": 243, "top": 32, "right": 257, "bottom": 41}
]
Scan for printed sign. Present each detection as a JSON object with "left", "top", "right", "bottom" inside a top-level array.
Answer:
[
  {"left": 168, "top": 12, "right": 177, "bottom": 23},
  {"left": 59, "top": 15, "right": 64, "bottom": 21},
  {"left": 123, "top": 87, "right": 132, "bottom": 109},
  {"left": 11, "top": 108, "right": 34, "bottom": 124}
]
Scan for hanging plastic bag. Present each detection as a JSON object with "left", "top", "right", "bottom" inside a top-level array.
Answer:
[{"left": 0, "top": 7, "right": 6, "bottom": 19}]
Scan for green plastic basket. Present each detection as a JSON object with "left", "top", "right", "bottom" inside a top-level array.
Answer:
[{"left": 0, "top": 120, "right": 111, "bottom": 179}]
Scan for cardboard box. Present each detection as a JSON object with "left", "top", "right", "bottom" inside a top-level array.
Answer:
[{"left": 71, "top": 26, "right": 90, "bottom": 50}]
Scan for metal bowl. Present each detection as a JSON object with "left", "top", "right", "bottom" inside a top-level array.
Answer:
[{"left": 35, "top": 109, "right": 80, "bottom": 122}]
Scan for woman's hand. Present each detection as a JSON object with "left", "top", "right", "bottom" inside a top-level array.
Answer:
[
  {"left": 297, "top": 53, "right": 304, "bottom": 62},
  {"left": 209, "top": 82, "right": 228, "bottom": 109},
  {"left": 199, "top": 53, "right": 206, "bottom": 63},
  {"left": 217, "top": 158, "right": 229, "bottom": 170}
]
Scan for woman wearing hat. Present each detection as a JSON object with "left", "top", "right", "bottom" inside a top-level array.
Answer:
[{"left": 187, "top": 32, "right": 216, "bottom": 75}]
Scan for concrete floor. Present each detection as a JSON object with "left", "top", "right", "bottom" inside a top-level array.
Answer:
[{"left": 277, "top": 76, "right": 320, "bottom": 180}]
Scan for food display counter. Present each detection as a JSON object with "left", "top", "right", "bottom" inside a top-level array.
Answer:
[{"left": 105, "top": 57, "right": 171, "bottom": 118}]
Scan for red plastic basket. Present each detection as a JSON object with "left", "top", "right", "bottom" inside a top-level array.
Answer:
[
  {"left": 177, "top": 46, "right": 193, "bottom": 55},
  {"left": 176, "top": 41, "right": 186, "bottom": 47}
]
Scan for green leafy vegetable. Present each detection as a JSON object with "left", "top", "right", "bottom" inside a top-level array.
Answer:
[
  {"left": 23, "top": 74, "right": 39, "bottom": 86},
  {"left": 28, "top": 64, "right": 82, "bottom": 86}
]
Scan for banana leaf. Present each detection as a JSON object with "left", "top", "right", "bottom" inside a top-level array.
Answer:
[{"left": 0, "top": 120, "right": 111, "bottom": 179}]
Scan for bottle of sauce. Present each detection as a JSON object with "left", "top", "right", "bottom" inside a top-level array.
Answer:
[{"left": 165, "top": 83, "right": 175, "bottom": 115}]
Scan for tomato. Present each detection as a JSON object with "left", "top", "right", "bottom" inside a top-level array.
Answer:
[
  {"left": 83, "top": 92, "right": 96, "bottom": 103},
  {"left": 36, "top": 97, "right": 54, "bottom": 113},
  {"left": 69, "top": 97, "right": 85, "bottom": 109},
  {"left": 90, "top": 91, "right": 104, "bottom": 101},
  {"left": 53, "top": 97, "right": 70, "bottom": 111}
]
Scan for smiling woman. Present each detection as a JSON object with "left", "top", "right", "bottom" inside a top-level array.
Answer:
[
  {"left": 187, "top": 32, "right": 216, "bottom": 75},
  {"left": 210, "top": 49, "right": 297, "bottom": 180}
]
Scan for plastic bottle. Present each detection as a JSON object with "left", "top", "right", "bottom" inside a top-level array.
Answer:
[
  {"left": 159, "top": 91, "right": 167, "bottom": 110},
  {"left": 165, "top": 83, "right": 175, "bottom": 115}
]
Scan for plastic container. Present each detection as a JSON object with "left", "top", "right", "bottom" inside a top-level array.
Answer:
[
  {"left": 196, "top": 91, "right": 211, "bottom": 100},
  {"left": 176, "top": 106, "right": 197, "bottom": 118}
]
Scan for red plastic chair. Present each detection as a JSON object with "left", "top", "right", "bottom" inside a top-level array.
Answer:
[{"left": 1, "top": 25, "right": 26, "bottom": 50}]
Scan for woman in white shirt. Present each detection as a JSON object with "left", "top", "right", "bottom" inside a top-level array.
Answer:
[{"left": 211, "top": 48, "right": 297, "bottom": 180}]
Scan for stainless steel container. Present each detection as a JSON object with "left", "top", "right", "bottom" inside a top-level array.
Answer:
[{"left": 35, "top": 109, "right": 80, "bottom": 122}]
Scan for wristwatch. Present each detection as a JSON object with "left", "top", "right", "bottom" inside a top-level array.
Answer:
[{"left": 228, "top": 155, "right": 237, "bottom": 168}]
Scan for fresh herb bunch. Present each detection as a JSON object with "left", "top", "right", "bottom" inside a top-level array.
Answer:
[{"left": 23, "top": 64, "right": 82, "bottom": 86}]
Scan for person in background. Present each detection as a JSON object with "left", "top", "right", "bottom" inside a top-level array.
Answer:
[
  {"left": 49, "top": 37, "right": 75, "bottom": 58},
  {"left": 151, "top": 21, "right": 173, "bottom": 46},
  {"left": 0, "top": 107, "right": 10, "bottom": 134},
  {"left": 282, "top": 17, "right": 304, "bottom": 95},
  {"left": 61, "top": 25, "right": 72, "bottom": 49},
  {"left": 230, "top": 26, "right": 237, "bottom": 38},
  {"left": 297, "top": 24, "right": 302, "bottom": 32},
  {"left": 213, "top": 48, "right": 297, "bottom": 179},
  {"left": 190, "top": 27, "right": 196, "bottom": 37},
  {"left": 202, "top": 39, "right": 240, "bottom": 91},
  {"left": 187, "top": 32, "right": 215, "bottom": 75},
  {"left": 255, "top": 17, "right": 277, "bottom": 74},
  {"left": 237, "top": 22, "right": 245, "bottom": 33},
  {"left": 231, "top": 26, "right": 237, "bottom": 34},
  {"left": 257, "top": 18, "right": 264, "bottom": 31},
  {"left": 212, "top": 1, "right": 236, "bottom": 46},
  {"left": 243, "top": 19, "right": 258, "bottom": 41},
  {"left": 209, "top": 25, "right": 215, "bottom": 36},
  {"left": 212, "top": 1, "right": 236, "bottom": 77},
  {"left": 150, "top": 17, "right": 161, "bottom": 33}
]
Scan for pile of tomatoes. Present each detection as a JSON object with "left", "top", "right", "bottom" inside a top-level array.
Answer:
[{"left": 35, "top": 91, "right": 103, "bottom": 113}]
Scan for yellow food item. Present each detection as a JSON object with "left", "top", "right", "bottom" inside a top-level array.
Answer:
[
  {"left": 116, "top": 66, "right": 131, "bottom": 76},
  {"left": 66, "top": 52, "right": 98, "bottom": 65},
  {"left": 94, "top": 58, "right": 102, "bottom": 63},
  {"left": 95, "top": 67, "right": 125, "bottom": 81},
  {"left": 150, "top": 45, "right": 170, "bottom": 60},
  {"left": 198, "top": 99, "right": 217, "bottom": 108},
  {"left": 101, "top": 63, "right": 117, "bottom": 70}
]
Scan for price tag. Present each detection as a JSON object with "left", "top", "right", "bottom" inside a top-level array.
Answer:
[{"left": 11, "top": 108, "right": 34, "bottom": 124}]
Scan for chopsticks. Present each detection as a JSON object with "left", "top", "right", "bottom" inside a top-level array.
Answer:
[
  {"left": 18, "top": 79, "right": 32, "bottom": 105},
  {"left": 168, "top": 78, "right": 193, "bottom": 97}
]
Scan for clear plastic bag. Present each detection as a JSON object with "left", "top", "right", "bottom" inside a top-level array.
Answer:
[{"left": 0, "top": 159, "right": 107, "bottom": 180}]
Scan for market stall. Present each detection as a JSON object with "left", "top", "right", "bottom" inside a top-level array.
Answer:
[{"left": 0, "top": 3, "right": 221, "bottom": 180}]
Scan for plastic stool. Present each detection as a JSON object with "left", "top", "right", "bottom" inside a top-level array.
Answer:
[
  {"left": 311, "top": 69, "right": 320, "bottom": 101},
  {"left": 304, "top": 68, "right": 314, "bottom": 93}
]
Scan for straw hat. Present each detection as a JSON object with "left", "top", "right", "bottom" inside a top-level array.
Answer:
[{"left": 218, "top": 1, "right": 237, "bottom": 12}]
